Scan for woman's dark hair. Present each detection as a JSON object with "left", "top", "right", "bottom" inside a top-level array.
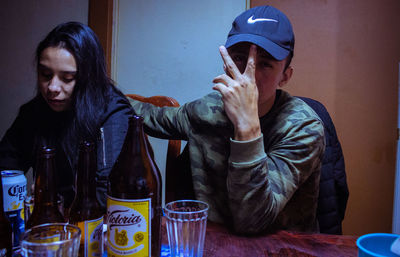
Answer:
[{"left": 35, "top": 21, "right": 121, "bottom": 158}]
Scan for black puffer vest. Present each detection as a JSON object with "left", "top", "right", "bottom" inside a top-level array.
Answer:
[{"left": 297, "top": 97, "right": 349, "bottom": 235}]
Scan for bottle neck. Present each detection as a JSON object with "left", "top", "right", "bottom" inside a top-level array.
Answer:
[
  {"left": 125, "top": 116, "right": 147, "bottom": 165},
  {"left": 108, "top": 115, "right": 152, "bottom": 199},
  {"left": 34, "top": 153, "right": 58, "bottom": 205},
  {"left": 76, "top": 146, "right": 97, "bottom": 199}
]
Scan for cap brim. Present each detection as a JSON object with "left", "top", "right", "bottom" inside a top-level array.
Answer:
[{"left": 225, "top": 34, "right": 290, "bottom": 61}]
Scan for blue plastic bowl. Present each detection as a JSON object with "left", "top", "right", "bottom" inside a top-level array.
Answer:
[{"left": 357, "top": 233, "right": 400, "bottom": 257}]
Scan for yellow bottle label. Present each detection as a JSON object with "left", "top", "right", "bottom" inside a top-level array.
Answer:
[
  {"left": 106, "top": 196, "right": 151, "bottom": 257},
  {"left": 77, "top": 216, "right": 104, "bottom": 257}
]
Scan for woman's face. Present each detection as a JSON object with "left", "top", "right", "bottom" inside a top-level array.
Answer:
[{"left": 37, "top": 47, "right": 77, "bottom": 112}]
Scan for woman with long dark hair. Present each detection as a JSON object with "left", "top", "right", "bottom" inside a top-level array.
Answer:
[{"left": 0, "top": 22, "right": 132, "bottom": 210}]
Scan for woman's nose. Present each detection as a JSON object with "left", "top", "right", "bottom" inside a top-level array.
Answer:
[{"left": 48, "top": 77, "right": 62, "bottom": 93}]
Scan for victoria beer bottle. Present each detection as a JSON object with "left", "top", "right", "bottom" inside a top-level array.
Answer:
[
  {"left": 26, "top": 147, "right": 64, "bottom": 229},
  {"left": 0, "top": 175, "right": 12, "bottom": 257},
  {"left": 69, "top": 141, "right": 104, "bottom": 257},
  {"left": 107, "top": 115, "right": 162, "bottom": 257}
]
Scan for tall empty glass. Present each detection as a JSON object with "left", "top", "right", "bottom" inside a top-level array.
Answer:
[
  {"left": 20, "top": 223, "right": 81, "bottom": 257},
  {"left": 164, "top": 200, "right": 209, "bottom": 257}
]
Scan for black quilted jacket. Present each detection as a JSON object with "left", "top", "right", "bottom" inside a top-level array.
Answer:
[{"left": 298, "top": 97, "right": 349, "bottom": 235}]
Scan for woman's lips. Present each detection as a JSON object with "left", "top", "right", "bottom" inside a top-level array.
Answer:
[{"left": 48, "top": 99, "right": 65, "bottom": 106}]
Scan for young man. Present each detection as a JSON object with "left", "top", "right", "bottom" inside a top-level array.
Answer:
[{"left": 129, "top": 6, "right": 325, "bottom": 234}]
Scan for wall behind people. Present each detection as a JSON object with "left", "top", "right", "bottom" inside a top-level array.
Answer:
[
  {"left": 0, "top": 0, "right": 89, "bottom": 137},
  {"left": 0, "top": 0, "right": 89, "bottom": 188},
  {"left": 109, "top": 0, "right": 246, "bottom": 205},
  {"left": 251, "top": 0, "right": 400, "bottom": 235}
]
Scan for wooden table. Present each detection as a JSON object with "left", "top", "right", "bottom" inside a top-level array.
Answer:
[
  {"left": 103, "top": 219, "right": 358, "bottom": 257},
  {"left": 161, "top": 220, "right": 358, "bottom": 257}
]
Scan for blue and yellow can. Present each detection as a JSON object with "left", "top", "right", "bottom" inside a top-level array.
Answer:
[{"left": 1, "top": 170, "right": 27, "bottom": 250}]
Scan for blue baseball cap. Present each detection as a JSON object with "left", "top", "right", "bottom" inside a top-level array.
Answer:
[{"left": 225, "top": 6, "right": 295, "bottom": 61}]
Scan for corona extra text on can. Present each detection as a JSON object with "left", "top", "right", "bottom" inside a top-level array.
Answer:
[{"left": 1, "top": 170, "right": 26, "bottom": 250}]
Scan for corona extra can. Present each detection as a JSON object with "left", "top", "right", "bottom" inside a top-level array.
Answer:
[{"left": 1, "top": 170, "right": 27, "bottom": 249}]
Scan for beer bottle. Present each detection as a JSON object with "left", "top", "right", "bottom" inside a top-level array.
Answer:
[
  {"left": 0, "top": 175, "right": 12, "bottom": 257},
  {"left": 69, "top": 141, "right": 103, "bottom": 257},
  {"left": 107, "top": 115, "right": 162, "bottom": 257},
  {"left": 26, "top": 147, "right": 64, "bottom": 229}
]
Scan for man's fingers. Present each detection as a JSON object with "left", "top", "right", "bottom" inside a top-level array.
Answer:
[
  {"left": 212, "top": 74, "right": 233, "bottom": 85},
  {"left": 213, "top": 83, "right": 229, "bottom": 95},
  {"left": 219, "top": 46, "right": 241, "bottom": 79},
  {"left": 244, "top": 44, "right": 257, "bottom": 78}
]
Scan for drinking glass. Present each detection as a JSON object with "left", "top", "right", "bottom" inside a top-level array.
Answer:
[
  {"left": 164, "top": 200, "right": 209, "bottom": 257},
  {"left": 20, "top": 223, "right": 81, "bottom": 257}
]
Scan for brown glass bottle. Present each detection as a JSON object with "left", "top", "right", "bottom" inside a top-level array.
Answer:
[
  {"left": 26, "top": 147, "right": 64, "bottom": 229},
  {"left": 0, "top": 175, "right": 12, "bottom": 257},
  {"left": 69, "top": 141, "right": 104, "bottom": 257},
  {"left": 107, "top": 115, "right": 161, "bottom": 257}
]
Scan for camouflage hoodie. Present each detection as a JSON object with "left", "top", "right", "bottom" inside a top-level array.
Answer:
[{"left": 129, "top": 89, "right": 325, "bottom": 234}]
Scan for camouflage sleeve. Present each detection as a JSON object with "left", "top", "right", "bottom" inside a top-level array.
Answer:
[
  {"left": 128, "top": 92, "right": 228, "bottom": 140},
  {"left": 227, "top": 118, "right": 325, "bottom": 233},
  {"left": 128, "top": 98, "right": 191, "bottom": 140}
]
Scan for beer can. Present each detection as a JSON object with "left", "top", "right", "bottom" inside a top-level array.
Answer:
[{"left": 1, "top": 170, "right": 27, "bottom": 249}]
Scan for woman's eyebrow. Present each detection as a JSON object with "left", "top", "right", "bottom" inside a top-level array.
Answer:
[
  {"left": 37, "top": 64, "right": 76, "bottom": 74},
  {"left": 37, "top": 63, "right": 49, "bottom": 70},
  {"left": 61, "top": 71, "right": 77, "bottom": 75}
]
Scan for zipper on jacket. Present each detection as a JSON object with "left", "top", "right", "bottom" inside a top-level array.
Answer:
[{"left": 100, "top": 127, "right": 106, "bottom": 167}]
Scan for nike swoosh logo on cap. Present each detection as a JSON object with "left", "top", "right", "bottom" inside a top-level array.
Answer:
[{"left": 247, "top": 15, "right": 278, "bottom": 24}]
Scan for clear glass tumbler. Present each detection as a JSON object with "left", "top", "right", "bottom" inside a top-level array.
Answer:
[
  {"left": 164, "top": 200, "right": 209, "bottom": 257},
  {"left": 20, "top": 223, "right": 81, "bottom": 257}
]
